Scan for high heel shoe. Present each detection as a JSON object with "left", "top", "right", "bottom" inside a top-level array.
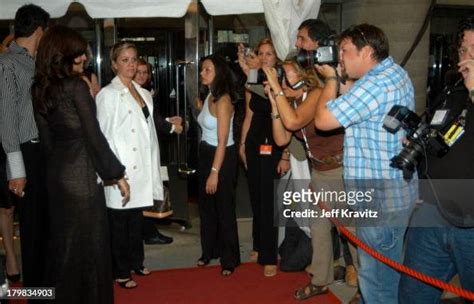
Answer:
[
  {"left": 115, "top": 278, "right": 137, "bottom": 289},
  {"left": 6, "top": 273, "right": 20, "bottom": 283},
  {"left": 197, "top": 257, "right": 210, "bottom": 267},
  {"left": 221, "top": 267, "right": 234, "bottom": 276}
]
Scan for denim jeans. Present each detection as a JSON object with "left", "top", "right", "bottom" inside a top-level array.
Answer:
[
  {"left": 399, "top": 226, "right": 474, "bottom": 304},
  {"left": 356, "top": 209, "right": 412, "bottom": 304}
]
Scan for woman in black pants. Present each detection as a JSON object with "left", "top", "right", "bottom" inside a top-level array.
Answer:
[
  {"left": 196, "top": 54, "right": 240, "bottom": 276},
  {"left": 237, "top": 39, "right": 286, "bottom": 277}
]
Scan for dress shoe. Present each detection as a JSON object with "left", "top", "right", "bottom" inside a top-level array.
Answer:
[{"left": 144, "top": 231, "right": 173, "bottom": 245}]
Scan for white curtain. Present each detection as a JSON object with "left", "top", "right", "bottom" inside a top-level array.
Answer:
[
  {"left": 1, "top": 0, "right": 320, "bottom": 59},
  {"left": 0, "top": 0, "right": 192, "bottom": 19},
  {"left": 262, "top": 0, "right": 321, "bottom": 60},
  {"left": 200, "top": 0, "right": 263, "bottom": 15},
  {"left": 80, "top": 0, "right": 191, "bottom": 18}
]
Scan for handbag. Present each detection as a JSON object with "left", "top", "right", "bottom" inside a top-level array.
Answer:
[{"left": 143, "top": 185, "right": 173, "bottom": 219}]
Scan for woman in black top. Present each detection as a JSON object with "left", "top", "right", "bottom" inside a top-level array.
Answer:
[
  {"left": 32, "top": 26, "right": 130, "bottom": 304},
  {"left": 237, "top": 38, "right": 287, "bottom": 277}
]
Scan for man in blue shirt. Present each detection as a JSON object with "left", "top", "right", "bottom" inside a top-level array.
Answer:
[{"left": 314, "top": 23, "right": 417, "bottom": 303}]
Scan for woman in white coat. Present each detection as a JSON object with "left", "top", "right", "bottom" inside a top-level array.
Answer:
[{"left": 96, "top": 41, "right": 163, "bottom": 289}]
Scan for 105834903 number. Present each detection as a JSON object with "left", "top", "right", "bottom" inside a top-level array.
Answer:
[{"left": 1, "top": 287, "right": 55, "bottom": 299}]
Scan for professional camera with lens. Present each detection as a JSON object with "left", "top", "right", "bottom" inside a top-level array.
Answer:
[
  {"left": 247, "top": 65, "right": 285, "bottom": 85},
  {"left": 383, "top": 105, "right": 449, "bottom": 179},
  {"left": 295, "top": 45, "right": 339, "bottom": 69}
]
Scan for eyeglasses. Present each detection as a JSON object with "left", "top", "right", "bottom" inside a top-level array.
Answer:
[{"left": 355, "top": 27, "right": 370, "bottom": 46}]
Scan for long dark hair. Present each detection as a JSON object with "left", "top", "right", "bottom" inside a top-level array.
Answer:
[
  {"left": 32, "top": 26, "right": 87, "bottom": 114},
  {"left": 199, "top": 54, "right": 236, "bottom": 103}
]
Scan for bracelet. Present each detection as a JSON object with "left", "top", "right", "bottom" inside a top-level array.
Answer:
[
  {"left": 240, "top": 142, "right": 246, "bottom": 146},
  {"left": 280, "top": 158, "right": 289, "bottom": 161},
  {"left": 274, "top": 90, "right": 285, "bottom": 98},
  {"left": 271, "top": 113, "right": 280, "bottom": 120},
  {"left": 211, "top": 167, "right": 219, "bottom": 173},
  {"left": 326, "top": 76, "right": 338, "bottom": 82}
]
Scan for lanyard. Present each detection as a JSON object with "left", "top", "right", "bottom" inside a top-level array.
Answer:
[{"left": 295, "top": 92, "right": 328, "bottom": 164}]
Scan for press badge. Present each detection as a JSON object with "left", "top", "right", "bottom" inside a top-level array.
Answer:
[
  {"left": 259, "top": 144, "right": 272, "bottom": 155},
  {"left": 444, "top": 123, "right": 465, "bottom": 146},
  {"left": 431, "top": 109, "right": 449, "bottom": 126}
]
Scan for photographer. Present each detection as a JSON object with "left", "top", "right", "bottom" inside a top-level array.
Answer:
[
  {"left": 296, "top": 18, "right": 359, "bottom": 293},
  {"left": 314, "top": 24, "right": 417, "bottom": 303},
  {"left": 399, "top": 17, "right": 474, "bottom": 303},
  {"left": 263, "top": 58, "right": 342, "bottom": 299},
  {"left": 263, "top": 19, "right": 357, "bottom": 300}
]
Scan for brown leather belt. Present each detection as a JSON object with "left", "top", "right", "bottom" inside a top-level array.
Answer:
[{"left": 309, "top": 153, "right": 343, "bottom": 166}]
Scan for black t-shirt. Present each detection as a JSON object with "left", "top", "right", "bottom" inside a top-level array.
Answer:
[{"left": 421, "top": 83, "right": 474, "bottom": 227}]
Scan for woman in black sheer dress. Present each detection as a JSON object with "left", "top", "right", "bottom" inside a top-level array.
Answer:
[{"left": 32, "top": 26, "right": 130, "bottom": 304}]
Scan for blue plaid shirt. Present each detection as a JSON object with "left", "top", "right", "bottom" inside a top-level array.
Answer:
[{"left": 327, "top": 57, "right": 417, "bottom": 211}]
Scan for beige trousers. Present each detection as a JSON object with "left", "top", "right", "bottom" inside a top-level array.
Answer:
[{"left": 308, "top": 167, "right": 358, "bottom": 286}]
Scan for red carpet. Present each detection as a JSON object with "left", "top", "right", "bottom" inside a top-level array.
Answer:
[{"left": 115, "top": 263, "right": 341, "bottom": 304}]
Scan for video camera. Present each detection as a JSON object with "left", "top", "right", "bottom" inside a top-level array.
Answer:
[{"left": 383, "top": 105, "right": 449, "bottom": 179}]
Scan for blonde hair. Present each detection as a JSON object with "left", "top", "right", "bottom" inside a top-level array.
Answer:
[
  {"left": 282, "top": 59, "right": 323, "bottom": 90},
  {"left": 110, "top": 41, "right": 137, "bottom": 73}
]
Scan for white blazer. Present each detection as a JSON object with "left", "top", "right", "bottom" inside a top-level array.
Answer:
[{"left": 96, "top": 76, "right": 164, "bottom": 209}]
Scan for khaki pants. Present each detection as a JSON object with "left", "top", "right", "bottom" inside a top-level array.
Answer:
[{"left": 308, "top": 167, "right": 358, "bottom": 286}]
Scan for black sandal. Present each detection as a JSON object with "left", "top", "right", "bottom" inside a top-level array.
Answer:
[
  {"left": 294, "top": 283, "right": 328, "bottom": 300},
  {"left": 116, "top": 278, "right": 137, "bottom": 289},
  {"left": 133, "top": 267, "right": 151, "bottom": 276},
  {"left": 197, "top": 257, "right": 210, "bottom": 267}
]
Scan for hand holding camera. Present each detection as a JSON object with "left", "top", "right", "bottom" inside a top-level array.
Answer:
[
  {"left": 314, "top": 63, "right": 337, "bottom": 79},
  {"left": 262, "top": 66, "right": 283, "bottom": 95}
]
